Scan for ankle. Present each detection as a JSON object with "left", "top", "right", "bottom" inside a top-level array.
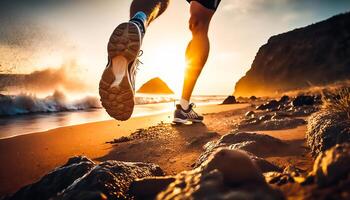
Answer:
[
  {"left": 180, "top": 99, "right": 190, "bottom": 110},
  {"left": 130, "top": 11, "right": 147, "bottom": 35}
]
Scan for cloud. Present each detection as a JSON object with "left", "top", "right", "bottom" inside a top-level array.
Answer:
[
  {"left": 220, "top": 0, "right": 350, "bottom": 14},
  {"left": 0, "top": 61, "right": 93, "bottom": 94}
]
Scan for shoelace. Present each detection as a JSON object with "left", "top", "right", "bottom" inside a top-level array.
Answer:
[
  {"left": 189, "top": 103, "right": 199, "bottom": 118},
  {"left": 190, "top": 103, "right": 197, "bottom": 109},
  {"left": 129, "top": 50, "right": 143, "bottom": 91},
  {"left": 134, "top": 50, "right": 144, "bottom": 73}
]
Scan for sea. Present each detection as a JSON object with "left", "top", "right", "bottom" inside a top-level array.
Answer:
[{"left": 0, "top": 93, "right": 226, "bottom": 139}]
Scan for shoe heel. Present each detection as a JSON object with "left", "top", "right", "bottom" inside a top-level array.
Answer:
[{"left": 108, "top": 22, "right": 141, "bottom": 63}]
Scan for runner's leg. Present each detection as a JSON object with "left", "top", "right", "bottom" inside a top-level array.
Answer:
[
  {"left": 130, "top": 0, "right": 169, "bottom": 26},
  {"left": 99, "top": 0, "right": 170, "bottom": 121},
  {"left": 180, "top": 1, "right": 215, "bottom": 109}
]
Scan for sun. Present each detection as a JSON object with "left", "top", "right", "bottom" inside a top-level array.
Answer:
[{"left": 140, "top": 44, "right": 187, "bottom": 96}]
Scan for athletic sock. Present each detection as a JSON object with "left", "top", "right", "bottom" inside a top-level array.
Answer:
[
  {"left": 130, "top": 11, "right": 147, "bottom": 35},
  {"left": 180, "top": 99, "right": 190, "bottom": 110}
]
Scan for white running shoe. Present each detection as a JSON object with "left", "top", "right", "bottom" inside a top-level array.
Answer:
[{"left": 99, "top": 22, "right": 142, "bottom": 121}]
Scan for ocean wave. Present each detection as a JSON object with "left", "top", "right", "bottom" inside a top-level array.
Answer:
[
  {"left": 0, "top": 90, "right": 226, "bottom": 117},
  {"left": 135, "top": 96, "right": 175, "bottom": 105},
  {"left": 134, "top": 95, "right": 226, "bottom": 105},
  {"left": 0, "top": 91, "right": 100, "bottom": 116}
]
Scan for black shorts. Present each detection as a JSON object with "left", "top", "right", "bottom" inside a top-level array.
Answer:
[{"left": 186, "top": 0, "right": 221, "bottom": 11}]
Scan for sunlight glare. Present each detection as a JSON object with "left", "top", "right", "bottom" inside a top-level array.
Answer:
[{"left": 142, "top": 44, "right": 186, "bottom": 96}]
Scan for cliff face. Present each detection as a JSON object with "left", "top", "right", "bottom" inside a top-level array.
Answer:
[
  {"left": 234, "top": 12, "right": 350, "bottom": 97},
  {"left": 137, "top": 77, "right": 174, "bottom": 94}
]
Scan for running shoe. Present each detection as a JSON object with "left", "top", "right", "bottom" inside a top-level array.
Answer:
[
  {"left": 173, "top": 103, "right": 204, "bottom": 124},
  {"left": 99, "top": 22, "right": 142, "bottom": 121}
]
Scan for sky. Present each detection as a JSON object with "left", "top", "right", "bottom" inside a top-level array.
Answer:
[{"left": 0, "top": 0, "right": 349, "bottom": 96}]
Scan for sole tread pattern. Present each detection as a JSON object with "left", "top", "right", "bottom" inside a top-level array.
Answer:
[{"left": 99, "top": 22, "right": 141, "bottom": 121}]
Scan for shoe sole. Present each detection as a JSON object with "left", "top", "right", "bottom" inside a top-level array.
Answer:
[
  {"left": 99, "top": 22, "right": 141, "bottom": 121},
  {"left": 173, "top": 118, "right": 203, "bottom": 124}
]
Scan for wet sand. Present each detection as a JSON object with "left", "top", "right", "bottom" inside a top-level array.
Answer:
[{"left": 0, "top": 104, "right": 249, "bottom": 196}]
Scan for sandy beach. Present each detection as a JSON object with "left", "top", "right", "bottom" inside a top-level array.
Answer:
[
  {"left": 2, "top": 93, "right": 349, "bottom": 199},
  {"left": 0, "top": 104, "right": 251, "bottom": 195},
  {"left": 1, "top": 3, "right": 349, "bottom": 198}
]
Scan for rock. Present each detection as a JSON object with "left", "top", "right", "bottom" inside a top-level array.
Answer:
[
  {"left": 157, "top": 148, "right": 285, "bottom": 200},
  {"left": 311, "top": 143, "right": 350, "bottom": 187},
  {"left": 245, "top": 111, "right": 255, "bottom": 118},
  {"left": 194, "top": 132, "right": 284, "bottom": 172},
  {"left": 279, "top": 95, "right": 290, "bottom": 104},
  {"left": 108, "top": 136, "right": 131, "bottom": 144},
  {"left": 264, "top": 165, "right": 307, "bottom": 186},
  {"left": 271, "top": 111, "right": 290, "bottom": 120},
  {"left": 234, "top": 13, "right": 350, "bottom": 97},
  {"left": 306, "top": 110, "right": 350, "bottom": 156},
  {"left": 258, "top": 114, "right": 272, "bottom": 121},
  {"left": 238, "top": 117, "right": 306, "bottom": 131},
  {"left": 250, "top": 96, "right": 258, "bottom": 101},
  {"left": 301, "top": 143, "right": 350, "bottom": 199},
  {"left": 283, "top": 165, "right": 306, "bottom": 177},
  {"left": 58, "top": 161, "right": 163, "bottom": 200},
  {"left": 292, "top": 95, "right": 315, "bottom": 107},
  {"left": 257, "top": 100, "right": 279, "bottom": 111},
  {"left": 137, "top": 77, "right": 174, "bottom": 94},
  {"left": 6, "top": 156, "right": 95, "bottom": 200},
  {"left": 260, "top": 118, "right": 306, "bottom": 130},
  {"left": 6, "top": 156, "right": 164, "bottom": 200},
  {"left": 264, "top": 165, "right": 306, "bottom": 186},
  {"left": 222, "top": 95, "right": 236, "bottom": 104},
  {"left": 288, "top": 106, "right": 318, "bottom": 117},
  {"left": 209, "top": 132, "right": 286, "bottom": 157},
  {"left": 244, "top": 151, "right": 282, "bottom": 173},
  {"left": 264, "top": 172, "right": 294, "bottom": 186},
  {"left": 202, "top": 148, "right": 266, "bottom": 185},
  {"left": 129, "top": 176, "right": 176, "bottom": 199}
]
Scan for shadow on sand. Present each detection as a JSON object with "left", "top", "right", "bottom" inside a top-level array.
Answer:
[{"left": 96, "top": 122, "right": 218, "bottom": 174}]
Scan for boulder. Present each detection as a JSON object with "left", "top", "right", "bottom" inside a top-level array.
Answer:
[
  {"left": 129, "top": 176, "right": 176, "bottom": 199},
  {"left": 264, "top": 172, "right": 294, "bottom": 186},
  {"left": 201, "top": 148, "right": 266, "bottom": 185},
  {"left": 264, "top": 165, "right": 306, "bottom": 186},
  {"left": 279, "top": 96, "right": 290, "bottom": 104},
  {"left": 5, "top": 156, "right": 95, "bottom": 200},
  {"left": 257, "top": 100, "right": 279, "bottom": 111},
  {"left": 271, "top": 111, "right": 290, "bottom": 120},
  {"left": 245, "top": 111, "right": 255, "bottom": 118},
  {"left": 258, "top": 114, "right": 273, "bottom": 121},
  {"left": 194, "top": 132, "right": 284, "bottom": 172},
  {"left": 305, "top": 143, "right": 350, "bottom": 199},
  {"left": 156, "top": 148, "right": 284, "bottom": 200},
  {"left": 222, "top": 96, "right": 237, "bottom": 104},
  {"left": 6, "top": 156, "right": 164, "bottom": 200},
  {"left": 238, "top": 117, "right": 306, "bottom": 131},
  {"left": 311, "top": 143, "right": 350, "bottom": 187},
  {"left": 250, "top": 96, "right": 258, "bottom": 101},
  {"left": 306, "top": 110, "right": 350, "bottom": 156},
  {"left": 287, "top": 106, "right": 318, "bottom": 117},
  {"left": 292, "top": 95, "right": 315, "bottom": 107}
]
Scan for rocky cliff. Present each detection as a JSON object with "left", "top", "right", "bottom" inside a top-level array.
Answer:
[
  {"left": 234, "top": 12, "right": 350, "bottom": 97},
  {"left": 137, "top": 77, "right": 174, "bottom": 94}
]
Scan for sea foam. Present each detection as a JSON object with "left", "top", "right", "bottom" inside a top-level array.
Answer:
[{"left": 0, "top": 91, "right": 100, "bottom": 116}]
